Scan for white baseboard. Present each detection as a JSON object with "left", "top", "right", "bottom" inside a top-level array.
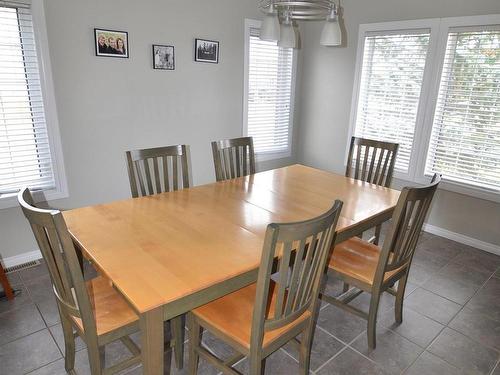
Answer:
[
  {"left": 1, "top": 249, "right": 42, "bottom": 269},
  {"left": 423, "top": 224, "right": 500, "bottom": 256}
]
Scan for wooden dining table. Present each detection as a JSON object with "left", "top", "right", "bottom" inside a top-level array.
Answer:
[{"left": 62, "top": 164, "right": 400, "bottom": 374}]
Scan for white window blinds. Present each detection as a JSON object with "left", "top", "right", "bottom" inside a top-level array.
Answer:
[
  {"left": 0, "top": 1, "right": 55, "bottom": 194},
  {"left": 246, "top": 26, "right": 294, "bottom": 155},
  {"left": 354, "top": 31, "right": 431, "bottom": 173},
  {"left": 426, "top": 29, "right": 500, "bottom": 191}
]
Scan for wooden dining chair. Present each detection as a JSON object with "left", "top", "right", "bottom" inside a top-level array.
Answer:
[
  {"left": 187, "top": 200, "right": 343, "bottom": 375},
  {"left": 321, "top": 174, "right": 441, "bottom": 349},
  {"left": 125, "top": 144, "right": 189, "bottom": 368},
  {"left": 125, "top": 144, "right": 190, "bottom": 198},
  {"left": 211, "top": 136, "right": 256, "bottom": 182},
  {"left": 18, "top": 188, "right": 141, "bottom": 375},
  {"left": 346, "top": 137, "right": 399, "bottom": 245}
]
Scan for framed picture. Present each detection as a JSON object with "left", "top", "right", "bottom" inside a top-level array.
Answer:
[
  {"left": 194, "top": 38, "right": 219, "bottom": 64},
  {"left": 153, "top": 44, "right": 175, "bottom": 70},
  {"left": 94, "top": 28, "right": 129, "bottom": 58}
]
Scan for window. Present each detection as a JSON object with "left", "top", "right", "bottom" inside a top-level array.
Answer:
[
  {"left": 349, "top": 16, "right": 500, "bottom": 201},
  {"left": 0, "top": 0, "right": 66, "bottom": 207},
  {"left": 354, "top": 31, "right": 431, "bottom": 172},
  {"left": 426, "top": 29, "right": 500, "bottom": 191},
  {"left": 244, "top": 19, "right": 296, "bottom": 159}
]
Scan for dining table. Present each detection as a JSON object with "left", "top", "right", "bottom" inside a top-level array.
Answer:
[{"left": 62, "top": 164, "right": 400, "bottom": 374}]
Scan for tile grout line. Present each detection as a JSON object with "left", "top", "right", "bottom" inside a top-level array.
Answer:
[{"left": 401, "top": 248, "right": 500, "bottom": 374}]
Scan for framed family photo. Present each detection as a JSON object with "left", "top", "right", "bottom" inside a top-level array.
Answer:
[
  {"left": 153, "top": 44, "right": 175, "bottom": 70},
  {"left": 194, "top": 38, "right": 219, "bottom": 64},
  {"left": 94, "top": 28, "right": 129, "bottom": 58}
]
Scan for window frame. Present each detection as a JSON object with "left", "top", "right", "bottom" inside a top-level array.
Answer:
[
  {"left": 243, "top": 18, "right": 297, "bottom": 162},
  {"left": 347, "top": 15, "right": 500, "bottom": 203},
  {"left": 0, "top": 0, "right": 68, "bottom": 209}
]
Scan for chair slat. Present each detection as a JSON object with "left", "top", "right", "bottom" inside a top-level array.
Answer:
[
  {"left": 134, "top": 160, "right": 147, "bottom": 196},
  {"left": 173, "top": 156, "right": 179, "bottom": 191},
  {"left": 152, "top": 157, "right": 161, "bottom": 194},
  {"left": 163, "top": 155, "right": 170, "bottom": 192}
]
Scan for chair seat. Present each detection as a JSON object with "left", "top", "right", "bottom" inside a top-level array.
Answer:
[
  {"left": 71, "top": 276, "right": 139, "bottom": 337},
  {"left": 328, "top": 237, "right": 403, "bottom": 286},
  {"left": 192, "top": 281, "right": 311, "bottom": 350}
]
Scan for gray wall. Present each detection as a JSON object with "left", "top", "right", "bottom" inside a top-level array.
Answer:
[
  {"left": 297, "top": 0, "right": 500, "bottom": 246},
  {"left": 0, "top": 0, "right": 300, "bottom": 259}
]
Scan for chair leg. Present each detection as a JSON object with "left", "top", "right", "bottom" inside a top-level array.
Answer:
[
  {"left": 0, "top": 264, "right": 14, "bottom": 300},
  {"left": 60, "top": 316, "right": 76, "bottom": 372},
  {"left": 249, "top": 356, "right": 266, "bottom": 375},
  {"left": 367, "top": 292, "right": 381, "bottom": 349},
  {"left": 373, "top": 224, "right": 382, "bottom": 246},
  {"left": 87, "top": 342, "right": 104, "bottom": 375},
  {"left": 299, "top": 324, "right": 315, "bottom": 375},
  {"left": 172, "top": 315, "right": 185, "bottom": 369},
  {"left": 342, "top": 282, "right": 350, "bottom": 293},
  {"left": 395, "top": 273, "right": 409, "bottom": 324},
  {"left": 187, "top": 313, "right": 201, "bottom": 375}
]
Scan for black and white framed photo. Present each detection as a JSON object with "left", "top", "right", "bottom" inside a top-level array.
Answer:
[
  {"left": 95, "top": 28, "right": 129, "bottom": 58},
  {"left": 194, "top": 38, "right": 219, "bottom": 63},
  {"left": 153, "top": 44, "right": 175, "bottom": 70}
]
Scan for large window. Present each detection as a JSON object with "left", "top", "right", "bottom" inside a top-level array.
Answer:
[
  {"left": 244, "top": 19, "right": 295, "bottom": 159},
  {"left": 350, "top": 16, "right": 500, "bottom": 201},
  {"left": 0, "top": 0, "right": 66, "bottom": 208}
]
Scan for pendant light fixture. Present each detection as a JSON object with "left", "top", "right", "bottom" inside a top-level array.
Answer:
[
  {"left": 259, "top": 0, "right": 342, "bottom": 48},
  {"left": 278, "top": 11, "right": 296, "bottom": 48},
  {"left": 320, "top": 4, "right": 341, "bottom": 46}
]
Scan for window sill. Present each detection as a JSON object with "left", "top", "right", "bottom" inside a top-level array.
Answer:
[
  {"left": 256, "top": 150, "right": 292, "bottom": 162},
  {"left": 391, "top": 173, "right": 500, "bottom": 204},
  {"left": 0, "top": 188, "right": 68, "bottom": 210}
]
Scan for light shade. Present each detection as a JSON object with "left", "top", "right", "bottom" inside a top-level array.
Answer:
[
  {"left": 260, "top": 13, "right": 280, "bottom": 41},
  {"left": 320, "top": 18, "right": 342, "bottom": 46},
  {"left": 278, "top": 22, "right": 296, "bottom": 48}
]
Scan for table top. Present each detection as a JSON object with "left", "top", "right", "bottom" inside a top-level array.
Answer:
[{"left": 63, "top": 164, "right": 400, "bottom": 314}]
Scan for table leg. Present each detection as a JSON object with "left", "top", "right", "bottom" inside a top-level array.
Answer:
[{"left": 140, "top": 307, "right": 164, "bottom": 375}]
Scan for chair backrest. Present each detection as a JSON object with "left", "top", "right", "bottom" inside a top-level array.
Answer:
[
  {"left": 18, "top": 188, "right": 97, "bottom": 336},
  {"left": 345, "top": 137, "right": 399, "bottom": 188},
  {"left": 125, "top": 144, "right": 190, "bottom": 198},
  {"left": 250, "top": 200, "right": 343, "bottom": 347},
  {"left": 375, "top": 174, "right": 441, "bottom": 283},
  {"left": 211, "top": 137, "right": 256, "bottom": 182}
]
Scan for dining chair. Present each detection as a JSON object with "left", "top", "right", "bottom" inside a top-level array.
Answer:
[
  {"left": 187, "top": 200, "right": 344, "bottom": 375},
  {"left": 18, "top": 188, "right": 141, "bottom": 375},
  {"left": 125, "top": 144, "right": 190, "bottom": 368},
  {"left": 125, "top": 144, "right": 190, "bottom": 198},
  {"left": 346, "top": 136, "right": 399, "bottom": 245},
  {"left": 321, "top": 174, "right": 441, "bottom": 349},
  {"left": 211, "top": 136, "right": 256, "bottom": 182}
]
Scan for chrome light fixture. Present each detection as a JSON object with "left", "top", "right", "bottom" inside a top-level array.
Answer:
[{"left": 259, "top": 0, "right": 342, "bottom": 48}]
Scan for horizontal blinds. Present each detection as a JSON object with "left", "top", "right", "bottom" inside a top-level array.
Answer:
[
  {"left": 247, "top": 27, "right": 293, "bottom": 154},
  {"left": 354, "top": 31, "right": 431, "bottom": 173},
  {"left": 426, "top": 29, "right": 500, "bottom": 191},
  {"left": 0, "top": 3, "right": 55, "bottom": 193}
]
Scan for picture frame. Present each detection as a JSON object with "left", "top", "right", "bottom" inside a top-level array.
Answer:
[
  {"left": 152, "top": 44, "right": 175, "bottom": 70},
  {"left": 194, "top": 38, "right": 219, "bottom": 64},
  {"left": 94, "top": 28, "right": 129, "bottom": 58}
]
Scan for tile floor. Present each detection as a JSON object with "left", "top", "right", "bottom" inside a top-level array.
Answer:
[{"left": 1, "top": 232, "right": 499, "bottom": 374}]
